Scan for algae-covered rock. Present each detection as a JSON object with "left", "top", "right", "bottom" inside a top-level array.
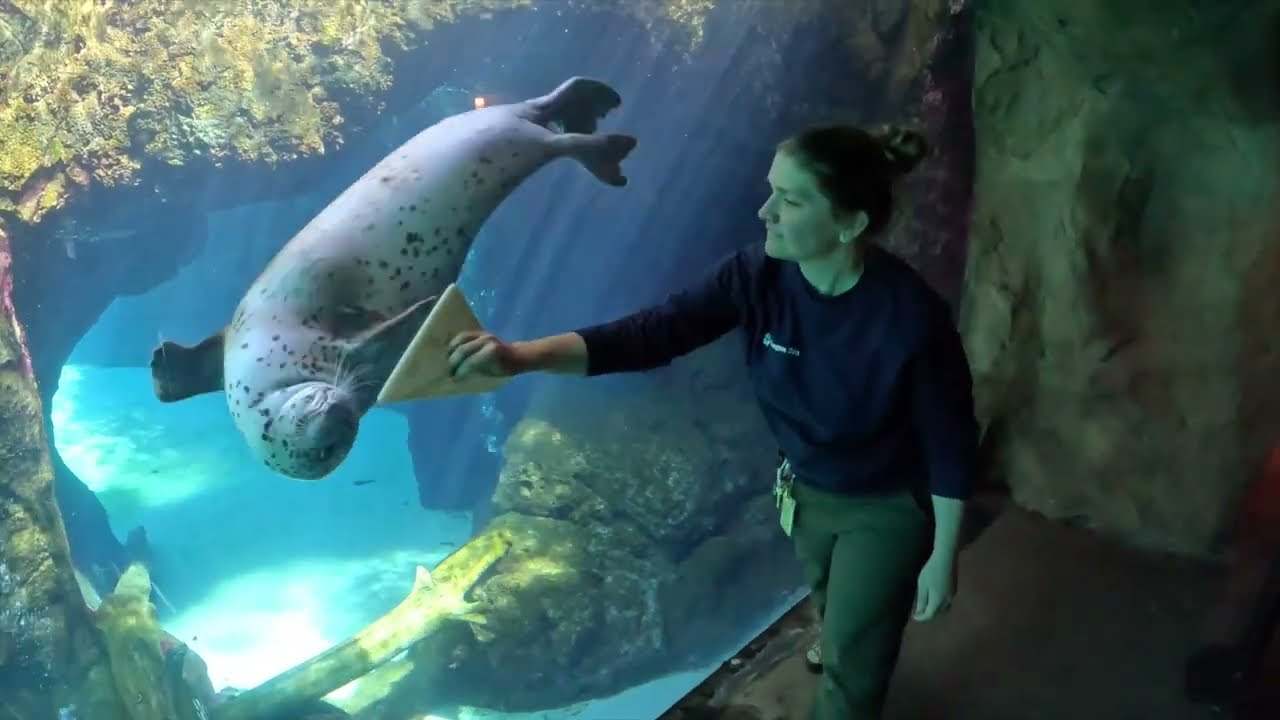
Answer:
[
  {"left": 0, "top": 0, "right": 516, "bottom": 221},
  {"left": 0, "top": 220, "right": 124, "bottom": 719},
  {"left": 0, "top": 0, "right": 952, "bottom": 227},
  {"left": 0, "top": 0, "right": 728, "bottom": 227}
]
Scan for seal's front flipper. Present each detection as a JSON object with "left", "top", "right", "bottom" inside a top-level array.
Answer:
[
  {"left": 329, "top": 304, "right": 392, "bottom": 338},
  {"left": 550, "top": 132, "right": 637, "bottom": 187},
  {"left": 150, "top": 330, "right": 225, "bottom": 402},
  {"left": 376, "top": 284, "right": 510, "bottom": 405},
  {"left": 347, "top": 295, "right": 439, "bottom": 393}
]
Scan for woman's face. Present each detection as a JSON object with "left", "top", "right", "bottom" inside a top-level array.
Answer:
[{"left": 758, "top": 150, "right": 850, "bottom": 262}]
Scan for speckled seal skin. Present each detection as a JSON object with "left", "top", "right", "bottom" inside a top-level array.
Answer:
[{"left": 149, "top": 77, "right": 637, "bottom": 480}]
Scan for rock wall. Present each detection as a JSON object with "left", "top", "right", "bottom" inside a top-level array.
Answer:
[
  {"left": 11, "top": 208, "right": 211, "bottom": 593},
  {"left": 962, "top": 0, "right": 1280, "bottom": 555},
  {"left": 0, "top": 221, "right": 120, "bottom": 719}
]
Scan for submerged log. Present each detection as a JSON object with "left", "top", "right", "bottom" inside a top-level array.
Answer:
[
  {"left": 210, "top": 530, "right": 511, "bottom": 720},
  {"left": 92, "top": 563, "right": 206, "bottom": 720}
]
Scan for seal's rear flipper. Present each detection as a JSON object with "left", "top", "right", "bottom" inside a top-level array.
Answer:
[
  {"left": 376, "top": 284, "right": 509, "bottom": 405},
  {"left": 551, "top": 133, "right": 638, "bottom": 187},
  {"left": 528, "top": 76, "right": 622, "bottom": 134},
  {"left": 150, "top": 330, "right": 225, "bottom": 402}
]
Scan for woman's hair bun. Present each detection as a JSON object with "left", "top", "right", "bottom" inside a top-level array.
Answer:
[{"left": 873, "top": 125, "right": 930, "bottom": 176}]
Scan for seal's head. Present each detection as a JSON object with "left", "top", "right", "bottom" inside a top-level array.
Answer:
[{"left": 250, "top": 381, "right": 360, "bottom": 480}]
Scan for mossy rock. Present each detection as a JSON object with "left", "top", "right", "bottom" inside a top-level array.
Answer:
[{"left": 0, "top": 0, "right": 717, "bottom": 220}]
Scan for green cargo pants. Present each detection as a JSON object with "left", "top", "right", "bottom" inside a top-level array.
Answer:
[{"left": 790, "top": 479, "right": 934, "bottom": 720}]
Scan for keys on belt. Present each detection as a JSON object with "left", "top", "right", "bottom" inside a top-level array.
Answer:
[{"left": 775, "top": 458, "right": 796, "bottom": 535}]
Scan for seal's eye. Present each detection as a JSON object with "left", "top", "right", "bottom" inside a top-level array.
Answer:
[{"left": 318, "top": 444, "right": 335, "bottom": 461}]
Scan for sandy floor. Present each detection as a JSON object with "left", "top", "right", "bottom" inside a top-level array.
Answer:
[{"left": 661, "top": 507, "right": 1279, "bottom": 720}]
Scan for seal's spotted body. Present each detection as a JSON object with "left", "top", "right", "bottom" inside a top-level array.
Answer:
[{"left": 150, "top": 77, "right": 636, "bottom": 480}]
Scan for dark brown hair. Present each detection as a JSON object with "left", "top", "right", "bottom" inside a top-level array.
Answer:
[{"left": 777, "top": 123, "right": 930, "bottom": 236}]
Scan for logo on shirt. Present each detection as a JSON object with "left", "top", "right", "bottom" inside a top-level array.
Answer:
[{"left": 762, "top": 333, "right": 800, "bottom": 357}]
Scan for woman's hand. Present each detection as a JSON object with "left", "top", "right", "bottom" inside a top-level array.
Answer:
[
  {"left": 447, "top": 330, "right": 520, "bottom": 380},
  {"left": 912, "top": 550, "right": 957, "bottom": 622}
]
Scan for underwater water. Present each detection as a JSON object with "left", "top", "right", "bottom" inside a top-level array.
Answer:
[{"left": 4, "top": 1, "right": 966, "bottom": 718}]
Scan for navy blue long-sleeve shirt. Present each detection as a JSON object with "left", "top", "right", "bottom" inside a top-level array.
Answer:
[{"left": 574, "top": 241, "right": 980, "bottom": 500}]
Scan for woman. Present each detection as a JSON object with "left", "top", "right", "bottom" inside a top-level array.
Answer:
[{"left": 447, "top": 123, "right": 980, "bottom": 719}]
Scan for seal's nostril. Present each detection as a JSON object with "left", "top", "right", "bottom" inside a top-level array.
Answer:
[{"left": 327, "top": 401, "right": 357, "bottom": 429}]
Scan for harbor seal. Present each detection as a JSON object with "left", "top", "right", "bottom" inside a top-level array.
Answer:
[{"left": 149, "top": 76, "right": 637, "bottom": 480}]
